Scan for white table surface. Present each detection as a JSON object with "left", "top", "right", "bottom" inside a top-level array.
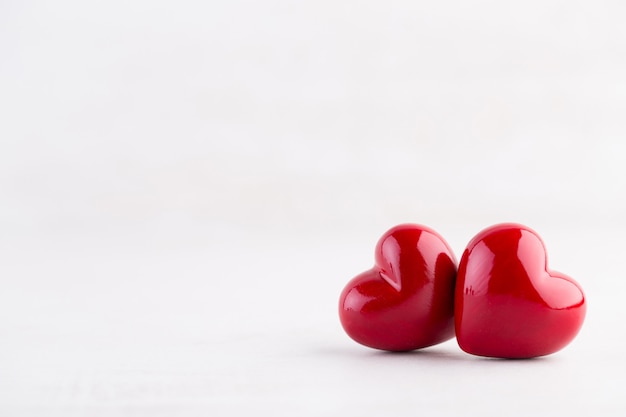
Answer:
[{"left": 1, "top": 223, "right": 624, "bottom": 416}]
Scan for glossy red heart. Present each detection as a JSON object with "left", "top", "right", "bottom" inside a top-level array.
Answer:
[
  {"left": 455, "top": 223, "right": 586, "bottom": 358},
  {"left": 339, "top": 224, "right": 457, "bottom": 351}
]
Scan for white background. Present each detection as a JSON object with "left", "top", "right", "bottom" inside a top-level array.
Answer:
[{"left": 1, "top": 1, "right": 625, "bottom": 415}]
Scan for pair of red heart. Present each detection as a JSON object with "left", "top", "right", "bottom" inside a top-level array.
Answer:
[{"left": 338, "top": 223, "right": 586, "bottom": 358}]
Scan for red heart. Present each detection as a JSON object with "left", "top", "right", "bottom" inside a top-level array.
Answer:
[
  {"left": 455, "top": 223, "right": 586, "bottom": 358},
  {"left": 339, "top": 224, "right": 457, "bottom": 351}
]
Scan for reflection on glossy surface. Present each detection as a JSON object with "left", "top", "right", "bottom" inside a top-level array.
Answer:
[
  {"left": 339, "top": 224, "right": 457, "bottom": 351},
  {"left": 455, "top": 223, "right": 586, "bottom": 359}
]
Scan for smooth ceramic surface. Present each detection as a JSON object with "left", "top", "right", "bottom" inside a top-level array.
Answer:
[
  {"left": 339, "top": 224, "right": 457, "bottom": 351},
  {"left": 455, "top": 223, "right": 586, "bottom": 358}
]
